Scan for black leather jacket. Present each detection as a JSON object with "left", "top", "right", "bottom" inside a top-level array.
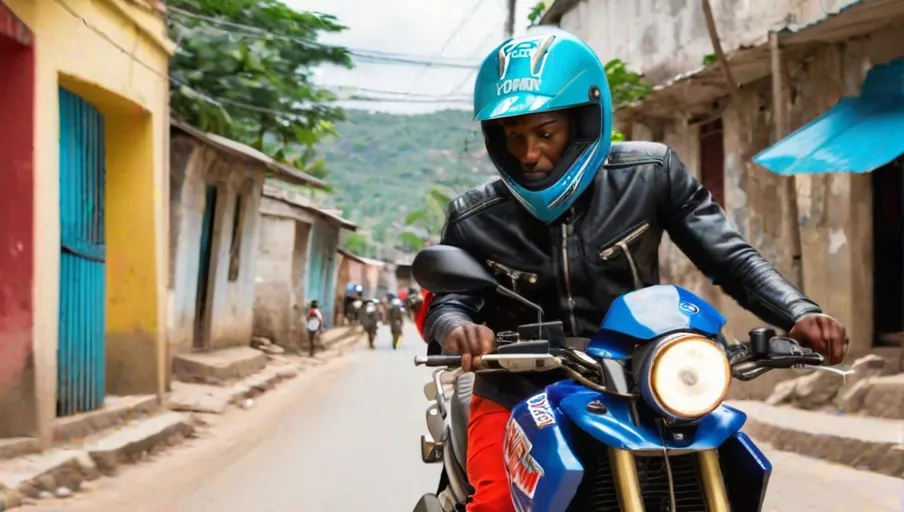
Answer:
[{"left": 423, "top": 142, "right": 821, "bottom": 405}]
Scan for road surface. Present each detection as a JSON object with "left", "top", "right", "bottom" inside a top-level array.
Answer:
[{"left": 34, "top": 325, "right": 903, "bottom": 511}]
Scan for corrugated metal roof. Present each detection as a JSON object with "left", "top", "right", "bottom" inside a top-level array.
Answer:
[
  {"left": 261, "top": 181, "right": 357, "bottom": 231},
  {"left": 171, "top": 119, "right": 326, "bottom": 190},
  {"left": 603, "top": 0, "right": 904, "bottom": 121},
  {"left": 753, "top": 59, "right": 904, "bottom": 175},
  {"left": 617, "top": 39, "right": 772, "bottom": 121},
  {"left": 338, "top": 248, "right": 385, "bottom": 268},
  {"left": 774, "top": 0, "right": 904, "bottom": 46}
]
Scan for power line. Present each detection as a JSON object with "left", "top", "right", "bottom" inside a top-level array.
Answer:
[
  {"left": 405, "top": 0, "right": 486, "bottom": 93},
  {"left": 54, "top": 0, "right": 467, "bottom": 124},
  {"left": 168, "top": 8, "right": 481, "bottom": 69},
  {"left": 445, "top": 23, "right": 503, "bottom": 99},
  {"left": 325, "top": 85, "right": 471, "bottom": 101}
]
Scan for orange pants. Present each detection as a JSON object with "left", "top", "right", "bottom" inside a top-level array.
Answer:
[{"left": 466, "top": 396, "right": 515, "bottom": 512}]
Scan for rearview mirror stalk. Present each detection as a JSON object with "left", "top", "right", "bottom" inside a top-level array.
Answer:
[{"left": 495, "top": 285, "right": 543, "bottom": 326}]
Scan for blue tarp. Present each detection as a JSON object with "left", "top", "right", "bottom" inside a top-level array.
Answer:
[{"left": 753, "top": 58, "right": 904, "bottom": 175}]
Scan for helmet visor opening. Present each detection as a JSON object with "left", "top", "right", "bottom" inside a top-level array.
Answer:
[{"left": 482, "top": 103, "right": 602, "bottom": 192}]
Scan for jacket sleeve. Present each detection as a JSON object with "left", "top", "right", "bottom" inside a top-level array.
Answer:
[
  {"left": 422, "top": 217, "right": 487, "bottom": 355},
  {"left": 658, "top": 148, "right": 822, "bottom": 331}
]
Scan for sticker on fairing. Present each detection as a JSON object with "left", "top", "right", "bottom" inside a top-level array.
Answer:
[
  {"left": 503, "top": 418, "right": 544, "bottom": 498},
  {"left": 526, "top": 393, "right": 556, "bottom": 430}
]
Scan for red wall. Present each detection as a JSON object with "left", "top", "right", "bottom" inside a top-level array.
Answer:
[{"left": 0, "top": 32, "right": 34, "bottom": 391}]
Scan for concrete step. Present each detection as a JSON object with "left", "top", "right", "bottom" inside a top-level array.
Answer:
[
  {"left": 728, "top": 400, "right": 904, "bottom": 478},
  {"left": 166, "top": 362, "right": 300, "bottom": 414},
  {"left": 53, "top": 394, "right": 158, "bottom": 445},
  {"left": 83, "top": 411, "right": 194, "bottom": 473},
  {"left": 173, "top": 346, "right": 268, "bottom": 385},
  {"left": 320, "top": 326, "right": 362, "bottom": 348},
  {"left": 0, "top": 438, "right": 39, "bottom": 462},
  {"left": 0, "top": 411, "right": 194, "bottom": 505},
  {"left": 0, "top": 448, "right": 92, "bottom": 505}
]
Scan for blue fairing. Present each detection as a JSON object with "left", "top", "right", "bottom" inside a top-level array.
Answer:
[
  {"left": 587, "top": 285, "right": 726, "bottom": 359},
  {"left": 506, "top": 382, "right": 770, "bottom": 511},
  {"left": 505, "top": 392, "right": 584, "bottom": 512}
]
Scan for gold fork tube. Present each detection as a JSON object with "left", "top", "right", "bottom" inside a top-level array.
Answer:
[
  {"left": 608, "top": 448, "right": 645, "bottom": 511},
  {"left": 698, "top": 450, "right": 730, "bottom": 512}
]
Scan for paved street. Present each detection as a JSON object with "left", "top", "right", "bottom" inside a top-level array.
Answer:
[{"left": 32, "top": 325, "right": 903, "bottom": 511}]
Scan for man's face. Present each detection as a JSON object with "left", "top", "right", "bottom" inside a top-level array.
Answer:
[{"left": 499, "top": 111, "right": 571, "bottom": 182}]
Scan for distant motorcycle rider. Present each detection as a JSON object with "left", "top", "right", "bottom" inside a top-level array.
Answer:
[
  {"left": 404, "top": 285, "right": 423, "bottom": 321},
  {"left": 386, "top": 292, "right": 406, "bottom": 349},
  {"left": 421, "top": 28, "right": 850, "bottom": 511},
  {"left": 359, "top": 297, "right": 380, "bottom": 349},
  {"left": 344, "top": 283, "right": 364, "bottom": 326}
]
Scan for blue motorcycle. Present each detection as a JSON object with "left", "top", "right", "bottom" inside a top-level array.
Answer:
[{"left": 410, "top": 245, "right": 850, "bottom": 512}]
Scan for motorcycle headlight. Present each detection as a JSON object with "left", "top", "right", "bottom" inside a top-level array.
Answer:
[{"left": 639, "top": 334, "right": 731, "bottom": 419}]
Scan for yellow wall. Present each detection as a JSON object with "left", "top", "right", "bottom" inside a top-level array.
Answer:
[{"left": 6, "top": 0, "right": 173, "bottom": 447}]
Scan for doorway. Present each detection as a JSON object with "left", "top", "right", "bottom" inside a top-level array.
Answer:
[
  {"left": 194, "top": 185, "right": 218, "bottom": 350},
  {"left": 872, "top": 157, "right": 904, "bottom": 347},
  {"left": 699, "top": 119, "right": 725, "bottom": 206}
]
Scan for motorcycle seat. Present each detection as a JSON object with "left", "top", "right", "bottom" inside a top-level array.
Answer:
[{"left": 450, "top": 372, "right": 475, "bottom": 470}]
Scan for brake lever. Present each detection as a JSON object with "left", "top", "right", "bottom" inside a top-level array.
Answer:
[{"left": 797, "top": 364, "right": 855, "bottom": 377}]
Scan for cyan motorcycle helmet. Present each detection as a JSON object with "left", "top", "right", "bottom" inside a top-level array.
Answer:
[{"left": 473, "top": 28, "right": 613, "bottom": 223}]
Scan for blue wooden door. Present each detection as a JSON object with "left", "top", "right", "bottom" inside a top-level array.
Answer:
[
  {"left": 306, "top": 222, "right": 326, "bottom": 307},
  {"left": 57, "top": 89, "right": 106, "bottom": 416},
  {"left": 194, "top": 186, "right": 217, "bottom": 350}
]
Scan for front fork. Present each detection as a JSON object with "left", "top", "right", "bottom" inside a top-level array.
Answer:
[{"left": 609, "top": 448, "right": 730, "bottom": 512}]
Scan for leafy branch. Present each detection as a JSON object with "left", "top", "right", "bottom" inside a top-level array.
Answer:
[{"left": 167, "top": 0, "right": 353, "bottom": 184}]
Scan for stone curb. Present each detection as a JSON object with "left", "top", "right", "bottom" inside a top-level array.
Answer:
[{"left": 742, "top": 416, "right": 904, "bottom": 478}]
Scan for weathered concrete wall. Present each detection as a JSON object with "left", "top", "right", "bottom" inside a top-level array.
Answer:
[
  {"left": 656, "top": 28, "right": 904, "bottom": 398},
  {"left": 558, "top": 0, "right": 861, "bottom": 82},
  {"left": 252, "top": 196, "right": 315, "bottom": 348},
  {"left": 207, "top": 168, "right": 265, "bottom": 351},
  {"left": 167, "top": 135, "right": 267, "bottom": 356}
]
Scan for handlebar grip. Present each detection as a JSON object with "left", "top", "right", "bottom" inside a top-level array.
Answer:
[{"left": 413, "top": 355, "right": 463, "bottom": 368}]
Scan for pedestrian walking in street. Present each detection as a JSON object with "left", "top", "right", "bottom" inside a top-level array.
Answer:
[{"left": 305, "top": 300, "right": 325, "bottom": 356}]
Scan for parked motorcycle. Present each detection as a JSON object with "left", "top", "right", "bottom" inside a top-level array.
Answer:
[
  {"left": 360, "top": 298, "right": 380, "bottom": 349},
  {"left": 409, "top": 245, "right": 852, "bottom": 512}
]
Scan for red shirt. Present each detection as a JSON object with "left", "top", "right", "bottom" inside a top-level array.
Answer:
[{"left": 415, "top": 289, "right": 434, "bottom": 341}]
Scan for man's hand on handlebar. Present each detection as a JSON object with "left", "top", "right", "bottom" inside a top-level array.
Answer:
[
  {"left": 788, "top": 313, "right": 848, "bottom": 365},
  {"left": 442, "top": 323, "right": 495, "bottom": 372}
]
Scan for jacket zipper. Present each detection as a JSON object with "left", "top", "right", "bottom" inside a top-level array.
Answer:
[
  {"left": 486, "top": 259, "right": 538, "bottom": 292},
  {"left": 562, "top": 211, "right": 578, "bottom": 336},
  {"left": 599, "top": 223, "right": 650, "bottom": 290}
]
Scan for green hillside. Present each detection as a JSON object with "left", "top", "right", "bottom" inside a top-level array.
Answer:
[{"left": 317, "top": 109, "right": 497, "bottom": 259}]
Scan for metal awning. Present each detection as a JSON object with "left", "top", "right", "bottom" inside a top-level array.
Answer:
[{"left": 753, "top": 59, "right": 904, "bottom": 175}]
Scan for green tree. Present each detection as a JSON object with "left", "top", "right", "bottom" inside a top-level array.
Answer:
[
  {"left": 401, "top": 185, "right": 453, "bottom": 251},
  {"left": 527, "top": 1, "right": 552, "bottom": 25},
  {"left": 167, "top": 0, "right": 352, "bottom": 180}
]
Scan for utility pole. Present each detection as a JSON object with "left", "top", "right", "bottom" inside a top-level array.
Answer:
[{"left": 504, "top": 0, "right": 516, "bottom": 38}]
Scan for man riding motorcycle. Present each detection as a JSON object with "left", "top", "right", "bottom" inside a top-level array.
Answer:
[
  {"left": 344, "top": 284, "right": 364, "bottom": 326},
  {"left": 386, "top": 292, "right": 406, "bottom": 349},
  {"left": 405, "top": 285, "right": 424, "bottom": 321},
  {"left": 421, "top": 28, "right": 850, "bottom": 512},
  {"left": 359, "top": 297, "right": 381, "bottom": 349}
]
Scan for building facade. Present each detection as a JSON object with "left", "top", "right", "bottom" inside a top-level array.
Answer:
[
  {"left": 167, "top": 122, "right": 325, "bottom": 368},
  {"left": 253, "top": 184, "right": 357, "bottom": 349},
  {"left": 542, "top": 0, "right": 904, "bottom": 396},
  {"left": 1, "top": 0, "right": 173, "bottom": 447}
]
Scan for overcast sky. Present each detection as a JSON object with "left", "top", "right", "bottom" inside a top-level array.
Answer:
[{"left": 284, "top": 0, "right": 537, "bottom": 114}]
